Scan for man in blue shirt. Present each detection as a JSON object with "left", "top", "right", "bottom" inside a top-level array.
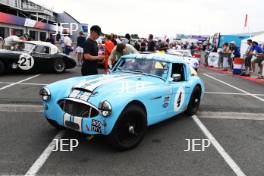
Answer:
[{"left": 251, "top": 41, "right": 264, "bottom": 78}]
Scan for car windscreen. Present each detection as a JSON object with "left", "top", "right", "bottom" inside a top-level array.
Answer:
[
  {"left": 14, "top": 43, "right": 36, "bottom": 52},
  {"left": 114, "top": 58, "right": 169, "bottom": 80},
  {"left": 34, "top": 45, "right": 50, "bottom": 54}
]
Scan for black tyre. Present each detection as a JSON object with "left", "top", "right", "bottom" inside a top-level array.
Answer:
[
  {"left": 53, "top": 59, "right": 65, "bottom": 73},
  {"left": 46, "top": 118, "right": 64, "bottom": 130},
  {"left": 108, "top": 104, "right": 147, "bottom": 151},
  {"left": 0, "top": 60, "right": 5, "bottom": 75},
  {"left": 185, "top": 85, "right": 201, "bottom": 116}
]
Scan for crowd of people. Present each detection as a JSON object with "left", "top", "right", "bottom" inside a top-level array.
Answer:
[
  {"left": 68, "top": 26, "right": 214, "bottom": 76},
  {"left": 1, "top": 25, "right": 263, "bottom": 79},
  {"left": 218, "top": 40, "right": 264, "bottom": 79}
]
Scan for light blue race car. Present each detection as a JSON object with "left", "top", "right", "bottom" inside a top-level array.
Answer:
[{"left": 40, "top": 53, "right": 205, "bottom": 150}]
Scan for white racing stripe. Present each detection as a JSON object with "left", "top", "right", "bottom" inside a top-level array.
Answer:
[
  {"left": 69, "top": 74, "right": 138, "bottom": 101},
  {"left": 0, "top": 74, "right": 40, "bottom": 91},
  {"left": 80, "top": 75, "right": 136, "bottom": 92},
  {"left": 75, "top": 74, "right": 121, "bottom": 88},
  {"left": 204, "top": 73, "right": 264, "bottom": 102},
  {"left": 192, "top": 115, "right": 247, "bottom": 176},
  {"left": 25, "top": 130, "right": 65, "bottom": 176}
]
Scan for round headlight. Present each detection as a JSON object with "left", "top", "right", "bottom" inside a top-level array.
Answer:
[
  {"left": 39, "top": 87, "right": 51, "bottom": 101},
  {"left": 99, "top": 100, "right": 112, "bottom": 117}
]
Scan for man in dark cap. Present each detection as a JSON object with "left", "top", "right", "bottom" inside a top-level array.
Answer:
[{"left": 82, "top": 25, "right": 104, "bottom": 76}]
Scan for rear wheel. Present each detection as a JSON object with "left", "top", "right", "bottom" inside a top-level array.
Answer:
[
  {"left": 53, "top": 59, "right": 65, "bottom": 73},
  {"left": 108, "top": 104, "right": 147, "bottom": 151},
  {"left": 0, "top": 60, "right": 5, "bottom": 75},
  {"left": 46, "top": 118, "right": 64, "bottom": 130},
  {"left": 185, "top": 85, "right": 201, "bottom": 116}
]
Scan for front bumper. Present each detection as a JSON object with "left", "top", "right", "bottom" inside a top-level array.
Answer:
[{"left": 43, "top": 101, "right": 107, "bottom": 135}]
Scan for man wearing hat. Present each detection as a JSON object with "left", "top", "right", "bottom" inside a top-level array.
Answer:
[{"left": 82, "top": 25, "right": 104, "bottom": 76}]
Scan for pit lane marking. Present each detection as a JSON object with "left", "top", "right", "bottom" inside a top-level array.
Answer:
[
  {"left": 0, "top": 74, "right": 40, "bottom": 91},
  {"left": 25, "top": 130, "right": 65, "bottom": 176},
  {"left": 198, "top": 111, "right": 264, "bottom": 121},
  {"left": 204, "top": 73, "right": 264, "bottom": 102},
  {"left": 0, "top": 81, "right": 47, "bottom": 86},
  {"left": 192, "top": 115, "right": 247, "bottom": 176},
  {"left": 205, "top": 92, "right": 264, "bottom": 97},
  {"left": 1, "top": 104, "right": 264, "bottom": 121},
  {"left": 0, "top": 104, "right": 43, "bottom": 112}
]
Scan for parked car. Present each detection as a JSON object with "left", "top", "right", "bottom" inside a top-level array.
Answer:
[
  {"left": 0, "top": 41, "right": 76, "bottom": 75},
  {"left": 40, "top": 53, "right": 205, "bottom": 150},
  {"left": 167, "top": 49, "right": 200, "bottom": 71}
]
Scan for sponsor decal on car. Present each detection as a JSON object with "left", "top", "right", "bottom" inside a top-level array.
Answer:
[
  {"left": 163, "top": 96, "right": 170, "bottom": 108},
  {"left": 91, "top": 119, "right": 102, "bottom": 133}
]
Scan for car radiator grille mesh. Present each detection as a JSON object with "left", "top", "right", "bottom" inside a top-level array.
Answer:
[{"left": 58, "top": 99, "right": 99, "bottom": 118}]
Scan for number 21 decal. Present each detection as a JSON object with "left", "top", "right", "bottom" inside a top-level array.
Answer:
[{"left": 18, "top": 54, "right": 35, "bottom": 70}]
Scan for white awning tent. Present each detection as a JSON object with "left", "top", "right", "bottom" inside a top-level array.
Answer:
[{"left": 240, "top": 33, "right": 264, "bottom": 57}]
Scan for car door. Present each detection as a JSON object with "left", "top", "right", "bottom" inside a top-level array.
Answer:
[
  {"left": 167, "top": 63, "right": 192, "bottom": 117},
  {"left": 31, "top": 45, "right": 53, "bottom": 66},
  {"left": 146, "top": 84, "right": 172, "bottom": 125}
]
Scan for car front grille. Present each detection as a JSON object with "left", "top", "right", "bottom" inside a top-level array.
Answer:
[{"left": 58, "top": 99, "right": 99, "bottom": 118}]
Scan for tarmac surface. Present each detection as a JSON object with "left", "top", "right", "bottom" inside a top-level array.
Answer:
[{"left": 0, "top": 67, "right": 263, "bottom": 176}]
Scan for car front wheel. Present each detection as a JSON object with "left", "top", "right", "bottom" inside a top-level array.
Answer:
[
  {"left": 53, "top": 59, "right": 65, "bottom": 73},
  {"left": 107, "top": 104, "right": 147, "bottom": 151},
  {"left": 185, "top": 85, "right": 201, "bottom": 116},
  {"left": 46, "top": 118, "right": 64, "bottom": 130}
]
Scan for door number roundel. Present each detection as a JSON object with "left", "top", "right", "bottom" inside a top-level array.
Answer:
[
  {"left": 174, "top": 87, "right": 185, "bottom": 112},
  {"left": 18, "top": 54, "right": 34, "bottom": 70}
]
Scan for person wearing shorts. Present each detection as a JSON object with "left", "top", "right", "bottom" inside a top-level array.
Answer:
[
  {"left": 76, "top": 32, "right": 86, "bottom": 66},
  {"left": 253, "top": 55, "right": 264, "bottom": 78}
]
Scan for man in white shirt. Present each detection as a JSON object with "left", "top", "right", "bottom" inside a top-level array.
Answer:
[
  {"left": 108, "top": 42, "right": 139, "bottom": 68},
  {"left": 4, "top": 35, "right": 20, "bottom": 49},
  {"left": 63, "top": 34, "right": 72, "bottom": 55}
]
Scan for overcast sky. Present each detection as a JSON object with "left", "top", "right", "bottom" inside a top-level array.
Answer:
[{"left": 32, "top": 0, "right": 264, "bottom": 37}]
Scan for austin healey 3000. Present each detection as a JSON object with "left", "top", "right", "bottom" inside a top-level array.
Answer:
[{"left": 40, "top": 53, "right": 205, "bottom": 150}]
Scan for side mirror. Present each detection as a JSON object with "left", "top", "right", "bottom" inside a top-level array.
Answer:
[{"left": 172, "top": 74, "right": 182, "bottom": 82}]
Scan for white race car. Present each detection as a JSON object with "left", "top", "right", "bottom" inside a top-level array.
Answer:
[{"left": 167, "top": 49, "right": 200, "bottom": 71}]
